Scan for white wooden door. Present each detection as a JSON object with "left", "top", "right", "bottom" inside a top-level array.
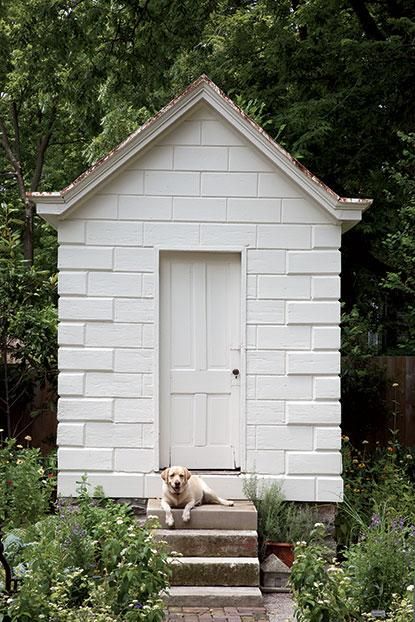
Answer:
[{"left": 160, "top": 252, "right": 241, "bottom": 469}]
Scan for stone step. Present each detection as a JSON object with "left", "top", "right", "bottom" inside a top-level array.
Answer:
[
  {"left": 147, "top": 498, "right": 257, "bottom": 530},
  {"left": 155, "top": 529, "right": 258, "bottom": 557},
  {"left": 163, "top": 586, "right": 264, "bottom": 607},
  {"left": 170, "top": 556, "right": 259, "bottom": 587}
]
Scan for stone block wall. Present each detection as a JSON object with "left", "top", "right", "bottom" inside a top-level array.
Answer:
[{"left": 56, "top": 103, "right": 342, "bottom": 502}]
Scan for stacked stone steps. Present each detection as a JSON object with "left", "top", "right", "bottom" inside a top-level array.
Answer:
[
  {"left": 147, "top": 499, "right": 263, "bottom": 607},
  {"left": 156, "top": 529, "right": 258, "bottom": 557}
]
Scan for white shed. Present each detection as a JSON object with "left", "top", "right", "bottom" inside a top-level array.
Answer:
[{"left": 31, "top": 76, "right": 372, "bottom": 502}]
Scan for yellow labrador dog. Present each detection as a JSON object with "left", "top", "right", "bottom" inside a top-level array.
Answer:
[{"left": 160, "top": 466, "right": 234, "bottom": 527}]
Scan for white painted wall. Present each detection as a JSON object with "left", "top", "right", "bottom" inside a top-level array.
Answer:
[{"left": 56, "top": 103, "right": 342, "bottom": 502}]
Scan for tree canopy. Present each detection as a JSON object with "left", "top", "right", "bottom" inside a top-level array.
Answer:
[{"left": 1, "top": 0, "right": 415, "bottom": 353}]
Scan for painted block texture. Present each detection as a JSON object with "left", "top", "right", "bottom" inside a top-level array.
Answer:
[{"left": 56, "top": 104, "right": 342, "bottom": 501}]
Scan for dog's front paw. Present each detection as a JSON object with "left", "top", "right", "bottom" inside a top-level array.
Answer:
[
  {"left": 182, "top": 511, "right": 191, "bottom": 523},
  {"left": 166, "top": 514, "right": 175, "bottom": 528}
]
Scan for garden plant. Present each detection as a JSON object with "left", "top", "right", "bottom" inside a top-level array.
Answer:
[
  {"left": 0, "top": 441, "right": 171, "bottom": 622},
  {"left": 290, "top": 436, "right": 415, "bottom": 621},
  {"left": 243, "top": 474, "right": 317, "bottom": 560}
]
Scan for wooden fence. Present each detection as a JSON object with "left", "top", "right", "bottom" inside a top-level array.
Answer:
[{"left": 376, "top": 356, "right": 415, "bottom": 446}]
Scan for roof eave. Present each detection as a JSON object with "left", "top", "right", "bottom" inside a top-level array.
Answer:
[
  {"left": 33, "top": 198, "right": 65, "bottom": 229},
  {"left": 335, "top": 198, "right": 373, "bottom": 232}
]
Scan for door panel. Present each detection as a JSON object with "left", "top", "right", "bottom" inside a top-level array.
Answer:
[{"left": 160, "top": 252, "right": 241, "bottom": 469}]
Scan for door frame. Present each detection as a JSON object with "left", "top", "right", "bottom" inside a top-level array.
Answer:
[{"left": 153, "top": 246, "right": 247, "bottom": 472}]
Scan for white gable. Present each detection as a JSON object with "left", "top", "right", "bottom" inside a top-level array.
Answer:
[
  {"left": 31, "top": 76, "right": 371, "bottom": 230},
  {"left": 73, "top": 103, "right": 335, "bottom": 228}
]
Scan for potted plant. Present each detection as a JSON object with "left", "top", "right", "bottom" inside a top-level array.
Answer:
[{"left": 243, "top": 474, "right": 316, "bottom": 566}]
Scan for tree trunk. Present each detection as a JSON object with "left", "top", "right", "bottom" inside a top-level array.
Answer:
[
  {"left": 348, "top": 0, "right": 386, "bottom": 40},
  {"left": 1, "top": 108, "right": 55, "bottom": 267},
  {"left": 1, "top": 342, "right": 11, "bottom": 438},
  {"left": 23, "top": 199, "right": 35, "bottom": 265}
]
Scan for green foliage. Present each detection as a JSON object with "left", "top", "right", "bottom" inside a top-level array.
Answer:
[
  {"left": 0, "top": 202, "right": 57, "bottom": 437},
  {"left": 291, "top": 520, "right": 415, "bottom": 621},
  {"left": 2, "top": 0, "right": 415, "bottom": 348},
  {"left": 344, "top": 514, "right": 415, "bottom": 614},
  {"left": 0, "top": 437, "right": 56, "bottom": 530},
  {"left": 291, "top": 525, "right": 356, "bottom": 622},
  {"left": 381, "top": 133, "right": 415, "bottom": 352},
  {"left": 292, "top": 432, "right": 415, "bottom": 620},
  {"left": 293, "top": 436, "right": 415, "bottom": 620},
  {"left": 0, "top": 485, "right": 170, "bottom": 621},
  {"left": 383, "top": 593, "right": 415, "bottom": 622},
  {"left": 338, "top": 436, "right": 415, "bottom": 545},
  {"left": 243, "top": 475, "right": 316, "bottom": 556}
]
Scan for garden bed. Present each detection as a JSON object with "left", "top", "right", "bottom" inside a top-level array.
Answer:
[{"left": 0, "top": 439, "right": 170, "bottom": 621}]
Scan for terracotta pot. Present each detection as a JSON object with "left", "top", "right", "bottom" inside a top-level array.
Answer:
[{"left": 265, "top": 541, "right": 295, "bottom": 568}]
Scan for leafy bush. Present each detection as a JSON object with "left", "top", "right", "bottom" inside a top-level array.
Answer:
[
  {"left": 0, "top": 484, "right": 171, "bottom": 621},
  {"left": 292, "top": 436, "right": 415, "bottom": 621},
  {"left": 384, "top": 592, "right": 415, "bottom": 622},
  {"left": 243, "top": 475, "right": 316, "bottom": 557},
  {"left": 0, "top": 202, "right": 58, "bottom": 439},
  {"left": 338, "top": 436, "right": 415, "bottom": 545},
  {"left": 0, "top": 437, "right": 56, "bottom": 530},
  {"left": 291, "top": 521, "right": 415, "bottom": 621},
  {"left": 344, "top": 512, "right": 415, "bottom": 613},
  {"left": 291, "top": 524, "right": 355, "bottom": 622}
]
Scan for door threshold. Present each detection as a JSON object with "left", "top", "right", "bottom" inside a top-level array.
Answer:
[{"left": 158, "top": 469, "right": 241, "bottom": 475}]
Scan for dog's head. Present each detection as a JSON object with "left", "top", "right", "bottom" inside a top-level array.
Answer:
[{"left": 161, "top": 466, "right": 192, "bottom": 494}]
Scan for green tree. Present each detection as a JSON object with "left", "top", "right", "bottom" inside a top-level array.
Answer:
[
  {"left": 166, "top": 0, "right": 415, "bottom": 352},
  {"left": 381, "top": 133, "right": 415, "bottom": 352},
  {"left": 1, "top": 0, "right": 414, "bottom": 354},
  {"left": 0, "top": 202, "right": 57, "bottom": 438}
]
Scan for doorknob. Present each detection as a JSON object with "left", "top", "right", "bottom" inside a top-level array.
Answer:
[{"left": 232, "top": 369, "right": 240, "bottom": 378}]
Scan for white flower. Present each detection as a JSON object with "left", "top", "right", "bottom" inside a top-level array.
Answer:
[{"left": 407, "top": 585, "right": 414, "bottom": 592}]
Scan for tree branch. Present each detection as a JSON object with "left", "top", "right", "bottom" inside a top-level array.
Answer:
[
  {"left": 348, "top": 0, "right": 386, "bottom": 40},
  {"left": 291, "top": 0, "right": 307, "bottom": 41},
  {"left": 0, "top": 116, "right": 27, "bottom": 202},
  {"left": 30, "top": 107, "right": 57, "bottom": 192},
  {"left": 0, "top": 114, "right": 36, "bottom": 263},
  {"left": 11, "top": 102, "right": 21, "bottom": 163}
]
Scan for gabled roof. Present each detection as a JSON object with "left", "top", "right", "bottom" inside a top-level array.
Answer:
[{"left": 29, "top": 75, "right": 372, "bottom": 231}]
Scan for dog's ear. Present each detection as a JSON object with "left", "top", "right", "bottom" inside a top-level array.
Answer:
[
  {"left": 184, "top": 468, "right": 192, "bottom": 481},
  {"left": 161, "top": 468, "right": 169, "bottom": 482}
]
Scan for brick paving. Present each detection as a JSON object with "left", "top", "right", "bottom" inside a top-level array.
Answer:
[
  {"left": 164, "top": 593, "right": 294, "bottom": 622},
  {"left": 165, "top": 606, "right": 268, "bottom": 622}
]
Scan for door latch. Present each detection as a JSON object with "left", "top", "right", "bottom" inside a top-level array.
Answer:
[{"left": 232, "top": 368, "right": 240, "bottom": 379}]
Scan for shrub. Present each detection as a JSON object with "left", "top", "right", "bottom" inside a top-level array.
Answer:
[
  {"left": 292, "top": 514, "right": 415, "bottom": 620},
  {"left": 0, "top": 484, "right": 171, "bottom": 622},
  {"left": 243, "top": 475, "right": 316, "bottom": 557},
  {"left": 384, "top": 592, "right": 415, "bottom": 622},
  {"left": 290, "top": 524, "right": 355, "bottom": 622},
  {"left": 344, "top": 512, "right": 415, "bottom": 613},
  {"left": 0, "top": 438, "right": 56, "bottom": 530},
  {"left": 338, "top": 436, "right": 415, "bottom": 546}
]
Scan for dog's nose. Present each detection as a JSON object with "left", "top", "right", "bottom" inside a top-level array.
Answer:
[{"left": 174, "top": 481, "right": 180, "bottom": 488}]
